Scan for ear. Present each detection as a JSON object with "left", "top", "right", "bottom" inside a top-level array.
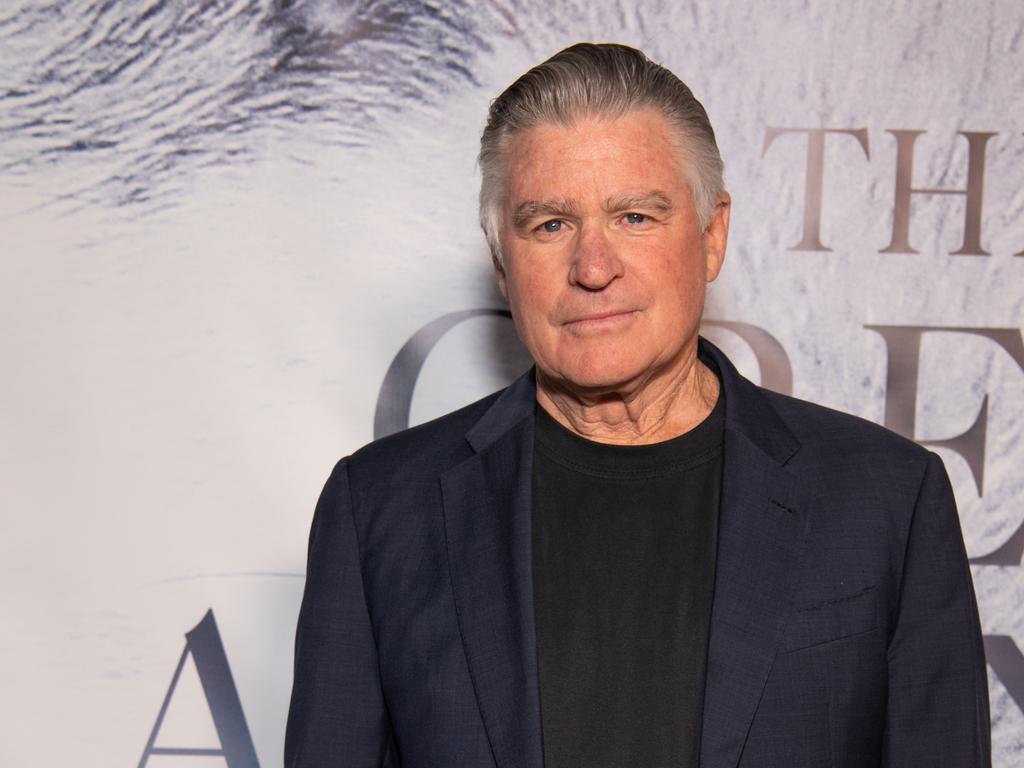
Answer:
[
  {"left": 493, "top": 253, "right": 509, "bottom": 299},
  {"left": 702, "top": 192, "right": 730, "bottom": 282}
]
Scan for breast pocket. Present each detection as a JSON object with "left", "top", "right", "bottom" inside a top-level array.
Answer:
[{"left": 780, "top": 586, "right": 878, "bottom": 654}]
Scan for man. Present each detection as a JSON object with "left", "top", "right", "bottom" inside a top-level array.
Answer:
[{"left": 286, "top": 43, "right": 990, "bottom": 767}]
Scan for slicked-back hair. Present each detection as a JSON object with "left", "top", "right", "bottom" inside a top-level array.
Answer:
[{"left": 478, "top": 42, "right": 725, "bottom": 266}]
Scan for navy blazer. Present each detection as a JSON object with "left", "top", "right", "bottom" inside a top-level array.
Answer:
[{"left": 286, "top": 340, "right": 990, "bottom": 767}]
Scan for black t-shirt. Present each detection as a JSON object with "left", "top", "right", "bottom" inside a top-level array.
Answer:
[{"left": 531, "top": 393, "right": 724, "bottom": 768}]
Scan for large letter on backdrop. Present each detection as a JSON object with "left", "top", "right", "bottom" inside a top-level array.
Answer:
[
  {"left": 866, "top": 325, "right": 1024, "bottom": 497},
  {"left": 138, "top": 610, "right": 260, "bottom": 768},
  {"left": 761, "top": 127, "right": 870, "bottom": 252},
  {"left": 880, "top": 131, "right": 995, "bottom": 256}
]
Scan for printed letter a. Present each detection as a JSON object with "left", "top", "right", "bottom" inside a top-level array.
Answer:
[{"left": 138, "top": 609, "right": 260, "bottom": 767}]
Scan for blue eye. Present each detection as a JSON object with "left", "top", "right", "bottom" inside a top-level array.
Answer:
[
  {"left": 541, "top": 220, "right": 563, "bottom": 233},
  {"left": 625, "top": 213, "right": 647, "bottom": 225}
]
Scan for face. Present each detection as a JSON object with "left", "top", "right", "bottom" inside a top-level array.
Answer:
[{"left": 496, "top": 110, "right": 729, "bottom": 395}]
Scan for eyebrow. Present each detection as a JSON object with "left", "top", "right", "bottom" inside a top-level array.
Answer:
[
  {"left": 510, "top": 190, "right": 675, "bottom": 230},
  {"left": 511, "top": 198, "right": 580, "bottom": 229},
  {"left": 603, "top": 191, "right": 674, "bottom": 214}
]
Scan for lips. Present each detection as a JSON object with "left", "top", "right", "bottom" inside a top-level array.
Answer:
[{"left": 562, "top": 309, "right": 639, "bottom": 327}]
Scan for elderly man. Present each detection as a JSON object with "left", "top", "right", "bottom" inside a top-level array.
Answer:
[{"left": 286, "top": 43, "right": 989, "bottom": 767}]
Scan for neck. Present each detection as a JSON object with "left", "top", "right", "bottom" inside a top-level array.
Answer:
[{"left": 535, "top": 354, "right": 720, "bottom": 446}]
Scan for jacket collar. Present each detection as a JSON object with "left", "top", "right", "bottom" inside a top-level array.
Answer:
[
  {"left": 464, "top": 338, "right": 800, "bottom": 463},
  {"left": 463, "top": 365, "right": 536, "bottom": 453}
]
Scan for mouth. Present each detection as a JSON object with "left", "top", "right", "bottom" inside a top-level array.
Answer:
[{"left": 562, "top": 309, "right": 639, "bottom": 330}]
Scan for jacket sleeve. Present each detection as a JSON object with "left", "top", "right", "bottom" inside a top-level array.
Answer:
[
  {"left": 285, "top": 459, "right": 396, "bottom": 767},
  {"left": 882, "top": 451, "right": 991, "bottom": 766}
]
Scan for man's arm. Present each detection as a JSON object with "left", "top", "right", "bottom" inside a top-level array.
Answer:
[
  {"left": 285, "top": 459, "right": 395, "bottom": 767},
  {"left": 883, "top": 451, "right": 991, "bottom": 765}
]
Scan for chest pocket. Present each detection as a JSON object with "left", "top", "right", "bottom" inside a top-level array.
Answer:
[{"left": 780, "top": 586, "right": 878, "bottom": 653}]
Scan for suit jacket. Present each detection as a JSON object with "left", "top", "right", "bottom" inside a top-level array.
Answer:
[{"left": 286, "top": 339, "right": 990, "bottom": 767}]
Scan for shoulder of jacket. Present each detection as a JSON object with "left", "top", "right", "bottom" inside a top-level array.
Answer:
[
  {"left": 760, "top": 387, "right": 930, "bottom": 467},
  {"left": 344, "top": 387, "right": 506, "bottom": 484}
]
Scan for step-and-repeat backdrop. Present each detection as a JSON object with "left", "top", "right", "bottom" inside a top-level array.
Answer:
[{"left": 2, "top": 1, "right": 1022, "bottom": 765}]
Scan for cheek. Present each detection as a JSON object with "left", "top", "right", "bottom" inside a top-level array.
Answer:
[
  {"left": 509, "top": 265, "right": 556, "bottom": 314},
  {"left": 641, "top": 254, "right": 707, "bottom": 318}
]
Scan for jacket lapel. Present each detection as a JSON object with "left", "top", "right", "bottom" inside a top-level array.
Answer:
[
  {"left": 440, "top": 374, "right": 543, "bottom": 768},
  {"left": 698, "top": 342, "right": 810, "bottom": 768}
]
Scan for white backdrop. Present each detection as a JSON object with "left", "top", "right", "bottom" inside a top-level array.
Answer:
[{"left": 1, "top": 1, "right": 1022, "bottom": 765}]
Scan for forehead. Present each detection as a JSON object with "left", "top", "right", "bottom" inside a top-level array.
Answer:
[{"left": 503, "top": 110, "right": 687, "bottom": 201}]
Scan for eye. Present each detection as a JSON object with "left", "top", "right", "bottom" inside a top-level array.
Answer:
[
  {"left": 540, "top": 219, "right": 563, "bottom": 233},
  {"left": 624, "top": 212, "right": 647, "bottom": 225}
]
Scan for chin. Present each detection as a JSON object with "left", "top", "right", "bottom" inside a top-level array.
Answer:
[{"left": 550, "top": 358, "right": 651, "bottom": 394}]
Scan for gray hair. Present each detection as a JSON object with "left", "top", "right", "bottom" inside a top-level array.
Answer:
[{"left": 478, "top": 42, "right": 726, "bottom": 266}]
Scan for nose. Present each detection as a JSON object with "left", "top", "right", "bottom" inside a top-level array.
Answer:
[{"left": 568, "top": 225, "right": 624, "bottom": 290}]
